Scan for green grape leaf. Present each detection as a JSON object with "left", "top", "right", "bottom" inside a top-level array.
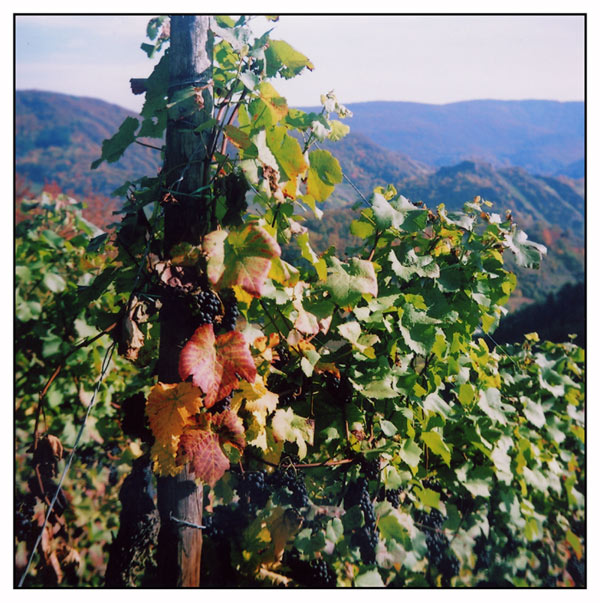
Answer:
[
  {"left": 91, "top": 116, "right": 139, "bottom": 168},
  {"left": 371, "top": 192, "right": 425, "bottom": 232},
  {"left": 399, "top": 439, "right": 422, "bottom": 467},
  {"left": 389, "top": 248, "right": 440, "bottom": 280},
  {"left": 421, "top": 430, "right": 452, "bottom": 466},
  {"left": 265, "top": 39, "right": 314, "bottom": 79},
  {"left": 43, "top": 271, "right": 67, "bottom": 293},
  {"left": 325, "top": 257, "right": 377, "bottom": 307},
  {"left": 504, "top": 228, "right": 547, "bottom": 268},
  {"left": 355, "top": 568, "right": 385, "bottom": 587},
  {"left": 249, "top": 82, "right": 288, "bottom": 129},
  {"left": 266, "top": 126, "right": 308, "bottom": 195},
  {"left": 478, "top": 387, "right": 514, "bottom": 425},
  {"left": 327, "top": 120, "right": 350, "bottom": 141},
  {"left": 415, "top": 486, "right": 441, "bottom": 508},
  {"left": 306, "top": 149, "right": 343, "bottom": 202},
  {"left": 522, "top": 396, "right": 546, "bottom": 429},
  {"left": 297, "top": 232, "right": 327, "bottom": 280},
  {"left": 271, "top": 408, "right": 314, "bottom": 459}
]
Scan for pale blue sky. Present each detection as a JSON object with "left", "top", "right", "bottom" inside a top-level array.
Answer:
[{"left": 15, "top": 14, "right": 584, "bottom": 112}]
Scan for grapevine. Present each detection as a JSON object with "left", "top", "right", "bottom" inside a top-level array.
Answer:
[{"left": 14, "top": 14, "right": 585, "bottom": 588}]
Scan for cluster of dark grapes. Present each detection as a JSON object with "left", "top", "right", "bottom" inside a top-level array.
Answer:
[
  {"left": 325, "top": 373, "right": 353, "bottom": 405},
  {"left": 191, "top": 289, "right": 222, "bottom": 325},
  {"left": 203, "top": 504, "right": 249, "bottom": 541},
  {"left": 220, "top": 289, "right": 239, "bottom": 331},
  {"left": 415, "top": 509, "right": 459, "bottom": 585},
  {"left": 378, "top": 487, "right": 402, "bottom": 509},
  {"left": 15, "top": 494, "right": 36, "bottom": 541},
  {"left": 360, "top": 456, "right": 381, "bottom": 481},
  {"left": 78, "top": 444, "right": 98, "bottom": 467},
  {"left": 269, "top": 467, "right": 310, "bottom": 509},
  {"left": 273, "top": 343, "right": 291, "bottom": 369},
  {"left": 345, "top": 478, "right": 378, "bottom": 563},
  {"left": 236, "top": 470, "right": 271, "bottom": 513},
  {"left": 282, "top": 548, "right": 336, "bottom": 587},
  {"left": 208, "top": 394, "right": 232, "bottom": 414}
]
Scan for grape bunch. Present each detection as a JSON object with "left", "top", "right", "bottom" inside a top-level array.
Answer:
[
  {"left": 15, "top": 494, "right": 36, "bottom": 541},
  {"left": 283, "top": 549, "right": 336, "bottom": 587},
  {"left": 236, "top": 470, "right": 271, "bottom": 512},
  {"left": 378, "top": 487, "right": 402, "bottom": 509},
  {"left": 220, "top": 289, "right": 239, "bottom": 332},
  {"left": 325, "top": 372, "right": 353, "bottom": 405},
  {"left": 345, "top": 478, "right": 379, "bottom": 563},
  {"left": 415, "top": 509, "right": 460, "bottom": 585},
  {"left": 269, "top": 466, "right": 310, "bottom": 509},
  {"left": 191, "top": 289, "right": 221, "bottom": 325},
  {"left": 208, "top": 393, "right": 232, "bottom": 415},
  {"left": 203, "top": 504, "right": 248, "bottom": 541},
  {"left": 360, "top": 456, "right": 381, "bottom": 481},
  {"left": 273, "top": 343, "right": 291, "bottom": 369}
]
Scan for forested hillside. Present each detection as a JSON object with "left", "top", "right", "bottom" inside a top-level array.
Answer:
[
  {"left": 16, "top": 89, "right": 584, "bottom": 319},
  {"left": 16, "top": 90, "right": 161, "bottom": 198}
]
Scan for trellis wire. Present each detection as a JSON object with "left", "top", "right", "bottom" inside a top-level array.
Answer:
[{"left": 17, "top": 342, "right": 116, "bottom": 588}]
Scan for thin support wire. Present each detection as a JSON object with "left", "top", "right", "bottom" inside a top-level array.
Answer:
[
  {"left": 484, "top": 331, "right": 521, "bottom": 370},
  {"left": 17, "top": 342, "right": 116, "bottom": 588}
]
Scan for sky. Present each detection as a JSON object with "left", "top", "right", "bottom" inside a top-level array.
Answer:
[{"left": 14, "top": 14, "right": 584, "bottom": 112}]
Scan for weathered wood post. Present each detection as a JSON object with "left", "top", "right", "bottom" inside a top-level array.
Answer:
[{"left": 155, "top": 15, "right": 213, "bottom": 587}]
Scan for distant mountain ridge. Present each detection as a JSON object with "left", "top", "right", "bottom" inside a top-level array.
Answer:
[
  {"left": 16, "top": 90, "right": 161, "bottom": 198},
  {"left": 313, "top": 99, "right": 584, "bottom": 178}
]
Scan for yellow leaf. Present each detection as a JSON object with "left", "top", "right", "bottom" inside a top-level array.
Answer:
[
  {"left": 233, "top": 376, "right": 279, "bottom": 450},
  {"left": 145, "top": 382, "right": 203, "bottom": 476}
]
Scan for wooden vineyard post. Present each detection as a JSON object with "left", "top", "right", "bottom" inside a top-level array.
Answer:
[{"left": 155, "top": 15, "right": 213, "bottom": 587}]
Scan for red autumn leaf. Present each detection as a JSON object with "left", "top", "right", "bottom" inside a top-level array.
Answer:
[
  {"left": 177, "top": 428, "right": 230, "bottom": 487},
  {"left": 212, "top": 409, "right": 246, "bottom": 450},
  {"left": 178, "top": 324, "right": 257, "bottom": 408}
]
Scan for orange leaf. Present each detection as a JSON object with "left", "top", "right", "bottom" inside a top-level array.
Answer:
[
  {"left": 179, "top": 324, "right": 257, "bottom": 408},
  {"left": 145, "top": 382, "right": 204, "bottom": 476}
]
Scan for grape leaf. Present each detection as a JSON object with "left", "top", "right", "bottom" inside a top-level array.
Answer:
[
  {"left": 179, "top": 324, "right": 257, "bottom": 408},
  {"left": 371, "top": 192, "right": 425, "bottom": 232},
  {"left": 325, "top": 257, "right": 378, "bottom": 307},
  {"left": 178, "top": 428, "right": 229, "bottom": 486},
  {"left": 233, "top": 377, "right": 279, "bottom": 450},
  {"left": 212, "top": 408, "right": 247, "bottom": 451},
  {"left": 265, "top": 39, "right": 314, "bottom": 79},
  {"left": 271, "top": 408, "right": 314, "bottom": 459},
  {"left": 306, "top": 149, "right": 342, "bottom": 202},
  {"left": 421, "top": 431, "right": 452, "bottom": 466},
  {"left": 145, "top": 382, "right": 204, "bottom": 476},
  {"left": 504, "top": 227, "right": 547, "bottom": 268},
  {"left": 389, "top": 248, "right": 440, "bottom": 281},
  {"left": 91, "top": 116, "right": 139, "bottom": 168},
  {"left": 266, "top": 126, "right": 308, "bottom": 197},
  {"left": 204, "top": 224, "right": 281, "bottom": 297},
  {"left": 249, "top": 82, "right": 288, "bottom": 128}
]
